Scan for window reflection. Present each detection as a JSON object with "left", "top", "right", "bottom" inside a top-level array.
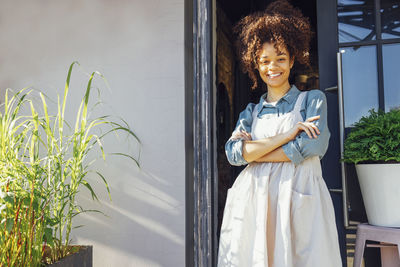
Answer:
[
  {"left": 381, "top": 0, "right": 400, "bottom": 39},
  {"left": 338, "top": 0, "right": 376, "bottom": 43},
  {"left": 383, "top": 44, "right": 400, "bottom": 111},
  {"left": 342, "top": 46, "right": 379, "bottom": 127}
]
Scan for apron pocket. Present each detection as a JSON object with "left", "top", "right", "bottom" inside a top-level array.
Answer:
[{"left": 290, "top": 189, "right": 316, "bottom": 264}]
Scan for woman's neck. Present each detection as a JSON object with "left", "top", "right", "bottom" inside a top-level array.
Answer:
[{"left": 266, "top": 84, "right": 292, "bottom": 102}]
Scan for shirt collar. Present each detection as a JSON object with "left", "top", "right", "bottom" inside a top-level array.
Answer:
[
  {"left": 259, "top": 84, "right": 300, "bottom": 106},
  {"left": 256, "top": 84, "right": 300, "bottom": 113}
]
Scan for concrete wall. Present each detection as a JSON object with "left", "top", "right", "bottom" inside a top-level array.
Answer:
[{"left": 0, "top": 0, "right": 185, "bottom": 266}]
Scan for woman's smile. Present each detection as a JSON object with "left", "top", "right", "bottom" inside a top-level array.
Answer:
[
  {"left": 268, "top": 72, "right": 282, "bottom": 78},
  {"left": 256, "top": 42, "right": 294, "bottom": 92}
]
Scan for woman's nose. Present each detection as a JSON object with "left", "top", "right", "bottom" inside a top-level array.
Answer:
[{"left": 268, "top": 61, "right": 279, "bottom": 69}]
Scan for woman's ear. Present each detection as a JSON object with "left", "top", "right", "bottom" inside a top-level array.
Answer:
[{"left": 290, "top": 57, "right": 295, "bottom": 69}]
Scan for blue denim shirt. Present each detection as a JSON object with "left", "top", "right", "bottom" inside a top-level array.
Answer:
[{"left": 225, "top": 84, "right": 330, "bottom": 166}]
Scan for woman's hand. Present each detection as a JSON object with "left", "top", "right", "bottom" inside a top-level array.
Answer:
[
  {"left": 230, "top": 130, "right": 252, "bottom": 141},
  {"left": 285, "top": 115, "right": 321, "bottom": 140}
]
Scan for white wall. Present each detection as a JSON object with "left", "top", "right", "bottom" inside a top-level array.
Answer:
[{"left": 0, "top": 0, "right": 185, "bottom": 266}]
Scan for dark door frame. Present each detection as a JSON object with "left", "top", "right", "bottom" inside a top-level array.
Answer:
[{"left": 185, "top": 0, "right": 217, "bottom": 266}]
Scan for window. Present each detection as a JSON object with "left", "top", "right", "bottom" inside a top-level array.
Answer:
[{"left": 338, "top": 0, "right": 400, "bottom": 126}]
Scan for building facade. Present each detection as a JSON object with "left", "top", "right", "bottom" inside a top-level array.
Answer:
[{"left": 0, "top": 0, "right": 398, "bottom": 266}]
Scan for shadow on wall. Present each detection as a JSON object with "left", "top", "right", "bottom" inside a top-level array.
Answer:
[{"left": 72, "top": 159, "right": 185, "bottom": 266}]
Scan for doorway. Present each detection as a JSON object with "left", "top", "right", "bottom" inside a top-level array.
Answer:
[
  {"left": 186, "top": 0, "right": 397, "bottom": 265},
  {"left": 215, "top": 0, "right": 348, "bottom": 265}
]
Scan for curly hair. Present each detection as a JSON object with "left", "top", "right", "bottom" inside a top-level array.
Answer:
[{"left": 233, "top": 0, "right": 313, "bottom": 90}]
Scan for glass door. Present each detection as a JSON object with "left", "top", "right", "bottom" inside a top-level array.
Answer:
[{"left": 318, "top": 0, "right": 400, "bottom": 265}]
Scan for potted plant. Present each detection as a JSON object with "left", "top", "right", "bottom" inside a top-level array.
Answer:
[
  {"left": 343, "top": 108, "right": 400, "bottom": 227},
  {"left": 0, "top": 62, "right": 140, "bottom": 266}
]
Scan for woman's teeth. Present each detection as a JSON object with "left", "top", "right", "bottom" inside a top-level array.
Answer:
[{"left": 269, "top": 73, "right": 281, "bottom": 78}]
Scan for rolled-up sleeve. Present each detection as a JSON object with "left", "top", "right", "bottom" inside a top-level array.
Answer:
[
  {"left": 282, "top": 90, "right": 331, "bottom": 166},
  {"left": 225, "top": 103, "right": 256, "bottom": 166}
]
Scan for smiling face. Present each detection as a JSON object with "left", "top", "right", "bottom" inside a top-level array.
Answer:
[{"left": 256, "top": 42, "right": 294, "bottom": 92}]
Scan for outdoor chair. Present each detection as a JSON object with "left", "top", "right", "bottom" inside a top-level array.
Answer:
[{"left": 353, "top": 223, "right": 400, "bottom": 267}]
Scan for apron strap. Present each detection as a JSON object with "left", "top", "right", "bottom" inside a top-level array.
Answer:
[
  {"left": 293, "top": 91, "right": 308, "bottom": 114},
  {"left": 252, "top": 102, "right": 261, "bottom": 120}
]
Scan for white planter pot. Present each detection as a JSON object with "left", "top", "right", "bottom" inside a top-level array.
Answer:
[{"left": 355, "top": 163, "right": 400, "bottom": 227}]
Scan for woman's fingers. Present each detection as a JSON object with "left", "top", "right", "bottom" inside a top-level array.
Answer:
[
  {"left": 244, "top": 131, "right": 252, "bottom": 140},
  {"left": 300, "top": 124, "right": 313, "bottom": 139},
  {"left": 310, "top": 123, "right": 321, "bottom": 135},
  {"left": 306, "top": 115, "right": 320, "bottom": 122},
  {"left": 301, "top": 116, "right": 320, "bottom": 138},
  {"left": 231, "top": 130, "right": 252, "bottom": 141},
  {"left": 242, "top": 132, "right": 252, "bottom": 141},
  {"left": 307, "top": 123, "right": 319, "bottom": 138},
  {"left": 309, "top": 125, "right": 318, "bottom": 138},
  {"left": 231, "top": 132, "right": 244, "bottom": 139},
  {"left": 297, "top": 122, "right": 320, "bottom": 138}
]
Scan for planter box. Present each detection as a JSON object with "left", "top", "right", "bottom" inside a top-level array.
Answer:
[
  {"left": 46, "top": 246, "right": 92, "bottom": 267},
  {"left": 355, "top": 163, "right": 400, "bottom": 227}
]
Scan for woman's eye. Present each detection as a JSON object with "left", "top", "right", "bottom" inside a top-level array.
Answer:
[{"left": 278, "top": 58, "right": 286, "bottom": 62}]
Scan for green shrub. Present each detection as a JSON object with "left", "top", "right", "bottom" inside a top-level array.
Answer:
[{"left": 343, "top": 108, "right": 400, "bottom": 164}]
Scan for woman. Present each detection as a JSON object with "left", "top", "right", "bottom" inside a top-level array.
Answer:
[{"left": 217, "top": 1, "right": 342, "bottom": 266}]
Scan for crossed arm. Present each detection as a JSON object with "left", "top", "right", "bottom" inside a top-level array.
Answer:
[{"left": 232, "top": 115, "right": 321, "bottom": 163}]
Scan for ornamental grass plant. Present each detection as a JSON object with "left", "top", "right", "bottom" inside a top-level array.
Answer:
[
  {"left": 0, "top": 89, "right": 47, "bottom": 266},
  {"left": 343, "top": 108, "right": 400, "bottom": 164},
  {"left": 0, "top": 62, "right": 140, "bottom": 266}
]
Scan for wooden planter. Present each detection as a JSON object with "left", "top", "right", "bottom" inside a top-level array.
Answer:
[{"left": 46, "top": 246, "right": 92, "bottom": 267}]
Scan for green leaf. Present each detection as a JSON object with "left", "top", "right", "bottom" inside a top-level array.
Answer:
[
  {"left": 110, "top": 152, "right": 140, "bottom": 168},
  {"left": 3, "top": 195, "right": 14, "bottom": 205},
  {"left": 96, "top": 171, "right": 111, "bottom": 201},
  {"left": 82, "top": 180, "right": 99, "bottom": 201},
  {"left": 6, "top": 218, "right": 14, "bottom": 232},
  {"left": 44, "top": 227, "right": 54, "bottom": 246}
]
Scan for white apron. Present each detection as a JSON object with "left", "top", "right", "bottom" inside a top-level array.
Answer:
[{"left": 217, "top": 91, "right": 342, "bottom": 267}]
